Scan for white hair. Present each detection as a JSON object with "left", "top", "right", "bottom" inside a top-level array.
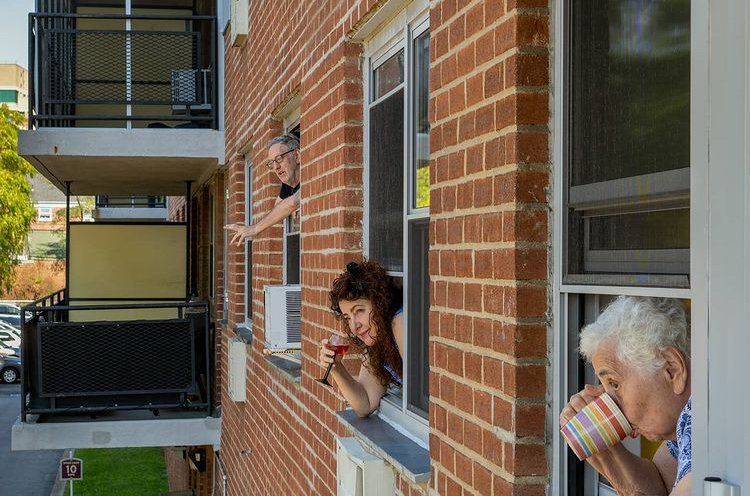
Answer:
[{"left": 579, "top": 296, "right": 690, "bottom": 374}]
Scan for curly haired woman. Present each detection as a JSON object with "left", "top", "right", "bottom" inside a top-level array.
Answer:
[{"left": 317, "top": 260, "right": 403, "bottom": 417}]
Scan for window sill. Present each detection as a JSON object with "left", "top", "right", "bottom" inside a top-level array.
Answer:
[
  {"left": 336, "top": 409, "right": 430, "bottom": 485},
  {"left": 264, "top": 355, "right": 301, "bottom": 383},
  {"left": 233, "top": 323, "right": 252, "bottom": 344}
]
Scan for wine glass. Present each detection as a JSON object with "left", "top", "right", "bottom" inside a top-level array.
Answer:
[{"left": 318, "top": 334, "right": 350, "bottom": 386}]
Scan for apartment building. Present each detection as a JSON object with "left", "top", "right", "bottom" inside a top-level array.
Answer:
[
  {"left": 12, "top": 0, "right": 750, "bottom": 495},
  {"left": 0, "top": 63, "right": 29, "bottom": 123}
]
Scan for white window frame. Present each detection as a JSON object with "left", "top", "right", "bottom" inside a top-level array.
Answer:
[
  {"left": 244, "top": 156, "right": 253, "bottom": 325},
  {"left": 551, "top": 1, "right": 693, "bottom": 494},
  {"left": 281, "top": 114, "right": 300, "bottom": 286},
  {"left": 363, "top": 2, "right": 429, "bottom": 447}
]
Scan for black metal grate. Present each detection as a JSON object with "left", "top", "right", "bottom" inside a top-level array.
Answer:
[
  {"left": 45, "top": 29, "right": 199, "bottom": 105},
  {"left": 39, "top": 319, "right": 194, "bottom": 395}
]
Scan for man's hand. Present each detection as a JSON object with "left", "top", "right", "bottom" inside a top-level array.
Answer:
[{"left": 224, "top": 223, "right": 256, "bottom": 246}]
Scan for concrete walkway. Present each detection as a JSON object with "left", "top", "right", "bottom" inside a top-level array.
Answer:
[{"left": 0, "top": 384, "right": 63, "bottom": 495}]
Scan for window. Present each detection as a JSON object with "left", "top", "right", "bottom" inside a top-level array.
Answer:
[
  {"left": 244, "top": 157, "right": 253, "bottom": 324},
  {"left": 555, "top": 1, "right": 691, "bottom": 494},
  {"left": 283, "top": 123, "right": 301, "bottom": 285},
  {"left": 365, "top": 10, "right": 430, "bottom": 437},
  {"left": 564, "top": 0, "right": 691, "bottom": 288},
  {"left": 37, "top": 207, "right": 52, "bottom": 222}
]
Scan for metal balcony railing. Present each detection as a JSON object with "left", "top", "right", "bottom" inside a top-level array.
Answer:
[
  {"left": 20, "top": 291, "right": 213, "bottom": 421},
  {"left": 95, "top": 196, "right": 167, "bottom": 208},
  {"left": 28, "top": 13, "right": 218, "bottom": 129}
]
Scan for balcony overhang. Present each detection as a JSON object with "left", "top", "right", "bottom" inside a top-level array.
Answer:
[
  {"left": 19, "top": 128, "right": 225, "bottom": 196},
  {"left": 12, "top": 413, "right": 221, "bottom": 450}
]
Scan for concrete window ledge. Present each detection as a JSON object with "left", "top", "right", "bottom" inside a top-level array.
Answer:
[
  {"left": 264, "top": 355, "right": 301, "bottom": 383},
  {"left": 336, "top": 409, "right": 430, "bottom": 484}
]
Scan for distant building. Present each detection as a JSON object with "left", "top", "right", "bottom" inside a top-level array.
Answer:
[
  {"left": 24, "top": 175, "right": 67, "bottom": 261},
  {"left": 0, "top": 64, "right": 28, "bottom": 124}
]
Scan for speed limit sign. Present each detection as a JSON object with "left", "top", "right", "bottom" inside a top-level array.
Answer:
[{"left": 61, "top": 457, "right": 83, "bottom": 480}]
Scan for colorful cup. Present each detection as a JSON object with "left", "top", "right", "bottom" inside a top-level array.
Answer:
[{"left": 560, "top": 392, "right": 632, "bottom": 460}]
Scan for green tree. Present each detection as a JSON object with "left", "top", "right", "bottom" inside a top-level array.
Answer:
[{"left": 0, "top": 105, "right": 35, "bottom": 292}]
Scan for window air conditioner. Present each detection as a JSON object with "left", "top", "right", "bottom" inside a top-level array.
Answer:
[
  {"left": 230, "top": 0, "right": 249, "bottom": 47},
  {"left": 171, "top": 69, "right": 211, "bottom": 113},
  {"left": 227, "top": 337, "right": 247, "bottom": 402},
  {"left": 336, "top": 437, "right": 395, "bottom": 496},
  {"left": 263, "top": 284, "right": 301, "bottom": 350}
]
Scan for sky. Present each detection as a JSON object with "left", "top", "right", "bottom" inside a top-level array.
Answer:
[{"left": 0, "top": 0, "right": 36, "bottom": 68}]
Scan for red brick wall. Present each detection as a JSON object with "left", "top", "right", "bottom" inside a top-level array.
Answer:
[
  {"left": 429, "top": 1, "right": 550, "bottom": 494},
  {"left": 216, "top": 0, "right": 551, "bottom": 494}
]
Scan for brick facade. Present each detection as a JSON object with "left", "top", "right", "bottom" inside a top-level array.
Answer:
[{"left": 201, "top": 0, "right": 551, "bottom": 494}]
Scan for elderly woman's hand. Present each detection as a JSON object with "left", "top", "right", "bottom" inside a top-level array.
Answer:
[
  {"left": 559, "top": 383, "right": 605, "bottom": 428},
  {"left": 318, "top": 338, "right": 343, "bottom": 370}
]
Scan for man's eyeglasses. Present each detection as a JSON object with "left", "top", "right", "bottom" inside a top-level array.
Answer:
[{"left": 265, "top": 149, "right": 295, "bottom": 169}]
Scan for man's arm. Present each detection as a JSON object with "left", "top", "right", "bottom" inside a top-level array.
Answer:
[{"left": 225, "top": 190, "right": 300, "bottom": 245}]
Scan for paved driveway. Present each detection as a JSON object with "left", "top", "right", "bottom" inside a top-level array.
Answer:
[{"left": 0, "top": 383, "right": 63, "bottom": 496}]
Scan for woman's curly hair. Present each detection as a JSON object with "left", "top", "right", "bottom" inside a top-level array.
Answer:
[{"left": 329, "top": 260, "right": 403, "bottom": 387}]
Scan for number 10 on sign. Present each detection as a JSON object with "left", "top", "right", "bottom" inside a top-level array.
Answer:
[{"left": 61, "top": 451, "right": 83, "bottom": 496}]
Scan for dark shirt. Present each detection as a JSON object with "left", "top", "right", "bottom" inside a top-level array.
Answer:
[{"left": 278, "top": 182, "right": 300, "bottom": 200}]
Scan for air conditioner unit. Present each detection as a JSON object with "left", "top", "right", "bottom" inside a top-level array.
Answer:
[
  {"left": 336, "top": 438, "right": 394, "bottom": 496},
  {"left": 227, "top": 337, "right": 247, "bottom": 402},
  {"left": 263, "top": 284, "right": 301, "bottom": 350},
  {"left": 230, "top": 0, "right": 248, "bottom": 47},
  {"left": 171, "top": 69, "right": 212, "bottom": 112}
]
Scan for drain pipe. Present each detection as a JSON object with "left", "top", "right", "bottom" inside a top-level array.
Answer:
[{"left": 213, "top": 450, "right": 228, "bottom": 496}]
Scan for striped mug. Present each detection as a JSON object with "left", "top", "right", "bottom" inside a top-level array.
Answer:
[{"left": 560, "top": 392, "right": 633, "bottom": 460}]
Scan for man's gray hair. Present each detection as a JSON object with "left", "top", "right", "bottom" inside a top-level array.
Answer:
[
  {"left": 579, "top": 296, "right": 690, "bottom": 374},
  {"left": 267, "top": 134, "right": 300, "bottom": 151}
]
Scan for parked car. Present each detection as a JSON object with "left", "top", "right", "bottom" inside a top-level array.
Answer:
[
  {"left": 0, "top": 321, "right": 20, "bottom": 335},
  {"left": 0, "top": 355, "right": 20, "bottom": 383},
  {"left": 0, "top": 314, "right": 20, "bottom": 328},
  {"left": 0, "top": 330, "right": 20, "bottom": 350},
  {"left": 0, "top": 303, "right": 20, "bottom": 316}
]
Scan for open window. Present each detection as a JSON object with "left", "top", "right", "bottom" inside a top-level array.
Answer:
[
  {"left": 365, "top": 9, "right": 430, "bottom": 442},
  {"left": 556, "top": 1, "right": 692, "bottom": 494},
  {"left": 563, "top": 0, "right": 691, "bottom": 289}
]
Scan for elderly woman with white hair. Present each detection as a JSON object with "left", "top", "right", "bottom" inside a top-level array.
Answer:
[{"left": 560, "top": 296, "right": 692, "bottom": 495}]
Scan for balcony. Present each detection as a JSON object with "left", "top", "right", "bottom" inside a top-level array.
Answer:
[
  {"left": 94, "top": 195, "right": 168, "bottom": 221},
  {"left": 19, "top": 12, "right": 223, "bottom": 196},
  {"left": 13, "top": 291, "right": 219, "bottom": 450},
  {"left": 12, "top": 221, "right": 219, "bottom": 450}
]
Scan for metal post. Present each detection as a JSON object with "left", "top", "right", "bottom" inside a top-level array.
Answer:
[
  {"left": 28, "top": 13, "right": 35, "bottom": 129},
  {"left": 186, "top": 181, "right": 192, "bottom": 298},
  {"left": 65, "top": 182, "right": 70, "bottom": 292},
  {"left": 125, "top": 0, "right": 132, "bottom": 129},
  {"left": 69, "top": 450, "right": 74, "bottom": 496}
]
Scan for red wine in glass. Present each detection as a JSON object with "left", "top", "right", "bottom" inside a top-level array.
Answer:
[{"left": 318, "top": 335, "right": 350, "bottom": 386}]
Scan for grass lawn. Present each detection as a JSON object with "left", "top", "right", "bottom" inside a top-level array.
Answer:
[{"left": 64, "top": 447, "right": 169, "bottom": 496}]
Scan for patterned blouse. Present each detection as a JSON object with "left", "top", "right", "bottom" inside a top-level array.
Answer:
[{"left": 666, "top": 397, "right": 692, "bottom": 487}]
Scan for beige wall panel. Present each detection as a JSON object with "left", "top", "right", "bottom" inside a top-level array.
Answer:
[
  {"left": 69, "top": 223, "right": 186, "bottom": 300},
  {"left": 68, "top": 300, "right": 179, "bottom": 321}
]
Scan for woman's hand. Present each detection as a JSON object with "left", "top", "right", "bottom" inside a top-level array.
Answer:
[
  {"left": 318, "top": 338, "right": 343, "bottom": 370},
  {"left": 560, "top": 383, "right": 605, "bottom": 428}
]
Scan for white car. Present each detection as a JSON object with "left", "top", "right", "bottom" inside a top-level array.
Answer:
[{"left": 0, "top": 303, "right": 20, "bottom": 316}]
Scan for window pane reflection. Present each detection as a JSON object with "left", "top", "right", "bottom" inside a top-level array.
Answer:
[{"left": 413, "top": 32, "right": 430, "bottom": 210}]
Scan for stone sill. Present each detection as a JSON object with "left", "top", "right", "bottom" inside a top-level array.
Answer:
[{"left": 336, "top": 409, "right": 431, "bottom": 485}]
